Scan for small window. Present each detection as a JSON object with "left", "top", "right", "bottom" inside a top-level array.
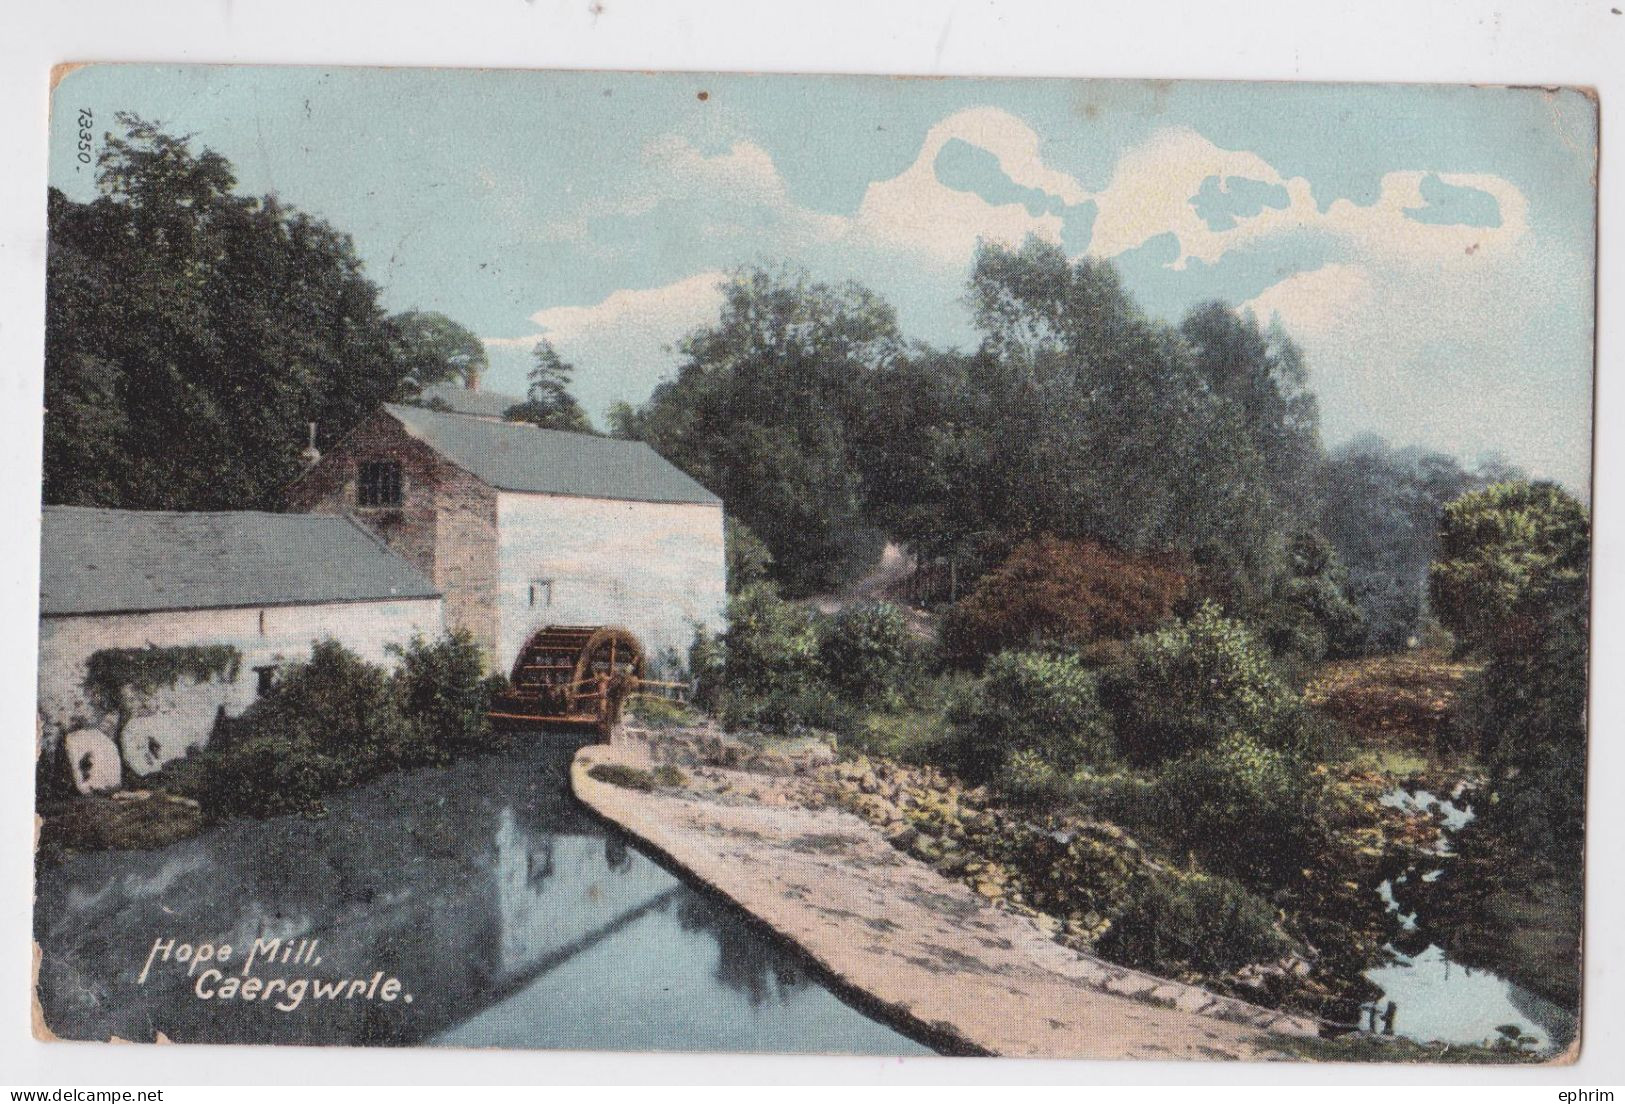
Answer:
[
  {"left": 529, "top": 579, "right": 554, "bottom": 608},
  {"left": 255, "top": 666, "right": 277, "bottom": 697},
  {"left": 358, "top": 460, "right": 403, "bottom": 508}
]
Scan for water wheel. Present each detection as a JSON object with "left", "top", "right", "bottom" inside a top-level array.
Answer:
[{"left": 490, "top": 625, "right": 645, "bottom": 734}]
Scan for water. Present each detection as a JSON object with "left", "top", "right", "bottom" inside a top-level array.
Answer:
[
  {"left": 1364, "top": 787, "right": 1577, "bottom": 1053},
  {"left": 33, "top": 740, "right": 934, "bottom": 1056}
]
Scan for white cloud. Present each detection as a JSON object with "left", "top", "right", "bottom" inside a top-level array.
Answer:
[
  {"left": 482, "top": 271, "right": 729, "bottom": 420},
  {"left": 854, "top": 107, "right": 1089, "bottom": 263}
]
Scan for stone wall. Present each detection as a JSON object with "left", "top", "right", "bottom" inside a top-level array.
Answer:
[
  {"left": 288, "top": 410, "right": 499, "bottom": 658},
  {"left": 494, "top": 493, "right": 726, "bottom": 676},
  {"left": 37, "top": 596, "right": 445, "bottom": 777}
]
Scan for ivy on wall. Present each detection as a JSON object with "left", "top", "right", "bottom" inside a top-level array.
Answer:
[{"left": 83, "top": 644, "right": 243, "bottom": 720}]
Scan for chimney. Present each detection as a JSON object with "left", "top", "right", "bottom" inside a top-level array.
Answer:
[{"left": 301, "top": 421, "right": 321, "bottom": 467}]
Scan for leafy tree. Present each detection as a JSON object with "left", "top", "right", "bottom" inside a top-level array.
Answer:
[
  {"left": 1429, "top": 481, "right": 1590, "bottom": 654},
  {"left": 44, "top": 114, "right": 428, "bottom": 510},
  {"left": 1318, "top": 435, "right": 1515, "bottom": 651},
  {"left": 940, "top": 536, "right": 1187, "bottom": 667},
  {"left": 503, "top": 340, "right": 594, "bottom": 433},
  {"left": 391, "top": 310, "right": 489, "bottom": 392},
  {"left": 619, "top": 267, "right": 899, "bottom": 594}
]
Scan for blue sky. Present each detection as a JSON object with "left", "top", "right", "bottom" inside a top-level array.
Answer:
[{"left": 50, "top": 66, "right": 1596, "bottom": 489}]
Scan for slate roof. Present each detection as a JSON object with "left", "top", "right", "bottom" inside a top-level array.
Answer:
[
  {"left": 383, "top": 403, "right": 723, "bottom": 506},
  {"left": 411, "top": 382, "right": 526, "bottom": 420},
  {"left": 40, "top": 507, "right": 441, "bottom": 616}
]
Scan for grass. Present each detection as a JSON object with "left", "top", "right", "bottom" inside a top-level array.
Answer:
[
  {"left": 586, "top": 763, "right": 656, "bottom": 791},
  {"left": 1270, "top": 1032, "right": 1547, "bottom": 1064}
]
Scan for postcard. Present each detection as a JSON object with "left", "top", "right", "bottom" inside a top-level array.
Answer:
[{"left": 32, "top": 64, "right": 1595, "bottom": 1063}]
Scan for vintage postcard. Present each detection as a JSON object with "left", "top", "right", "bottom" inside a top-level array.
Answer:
[{"left": 32, "top": 65, "right": 1595, "bottom": 1063}]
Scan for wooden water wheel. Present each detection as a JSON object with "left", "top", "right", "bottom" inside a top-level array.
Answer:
[{"left": 489, "top": 625, "right": 645, "bottom": 733}]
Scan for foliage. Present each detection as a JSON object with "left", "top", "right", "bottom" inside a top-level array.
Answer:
[
  {"left": 1097, "top": 869, "right": 1295, "bottom": 975},
  {"left": 202, "top": 640, "right": 425, "bottom": 817},
  {"left": 713, "top": 583, "right": 822, "bottom": 701},
  {"left": 724, "top": 517, "right": 774, "bottom": 594},
  {"left": 1318, "top": 436, "right": 1519, "bottom": 652},
  {"left": 391, "top": 310, "right": 488, "bottom": 392},
  {"left": 201, "top": 635, "right": 500, "bottom": 818},
  {"left": 45, "top": 115, "right": 425, "bottom": 510},
  {"left": 615, "top": 266, "right": 898, "bottom": 595},
  {"left": 504, "top": 339, "right": 595, "bottom": 433},
  {"left": 1429, "top": 481, "right": 1590, "bottom": 655},
  {"left": 940, "top": 536, "right": 1186, "bottom": 667},
  {"left": 1155, "top": 736, "right": 1340, "bottom": 887},
  {"left": 815, "top": 602, "right": 921, "bottom": 708},
  {"left": 854, "top": 240, "right": 1322, "bottom": 613},
  {"left": 389, "top": 631, "right": 508, "bottom": 755},
  {"left": 1103, "top": 603, "right": 1310, "bottom": 765},
  {"left": 1247, "top": 529, "right": 1366, "bottom": 669},
  {"left": 948, "top": 650, "right": 1114, "bottom": 783},
  {"left": 1451, "top": 570, "right": 1589, "bottom": 868},
  {"left": 83, "top": 644, "right": 242, "bottom": 719}
]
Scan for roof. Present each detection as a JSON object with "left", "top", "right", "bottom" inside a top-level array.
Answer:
[
  {"left": 40, "top": 507, "right": 441, "bottom": 616},
  {"left": 383, "top": 403, "right": 723, "bottom": 506},
  {"left": 411, "top": 382, "right": 526, "bottom": 420}
]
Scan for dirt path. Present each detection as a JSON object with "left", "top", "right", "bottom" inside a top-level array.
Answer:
[{"left": 573, "top": 730, "right": 1319, "bottom": 1060}]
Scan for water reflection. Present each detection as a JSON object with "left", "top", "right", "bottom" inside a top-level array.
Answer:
[
  {"left": 34, "top": 740, "right": 930, "bottom": 1056},
  {"left": 1365, "top": 787, "right": 1575, "bottom": 1053}
]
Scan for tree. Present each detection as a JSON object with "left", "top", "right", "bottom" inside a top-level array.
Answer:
[
  {"left": 503, "top": 340, "right": 594, "bottom": 433},
  {"left": 1429, "top": 481, "right": 1590, "bottom": 654},
  {"left": 44, "top": 114, "right": 428, "bottom": 510},
  {"left": 1317, "top": 435, "right": 1515, "bottom": 652},
  {"left": 1433, "top": 482, "right": 1591, "bottom": 869},
  {"left": 619, "top": 267, "right": 900, "bottom": 595},
  {"left": 390, "top": 310, "right": 489, "bottom": 392}
]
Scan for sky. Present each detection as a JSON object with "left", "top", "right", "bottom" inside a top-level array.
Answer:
[{"left": 49, "top": 66, "right": 1597, "bottom": 490}]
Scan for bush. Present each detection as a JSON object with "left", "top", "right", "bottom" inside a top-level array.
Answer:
[
  {"left": 391, "top": 631, "right": 507, "bottom": 755},
  {"left": 1097, "top": 869, "right": 1295, "bottom": 975},
  {"left": 202, "top": 634, "right": 504, "bottom": 819},
  {"left": 941, "top": 536, "right": 1186, "bottom": 667},
  {"left": 1155, "top": 736, "right": 1338, "bottom": 887},
  {"left": 948, "top": 650, "right": 1115, "bottom": 783},
  {"left": 714, "top": 582, "right": 822, "bottom": 700},
  {"left": 1430, "top": 481, "right": 1589, "bottom": 655},
  {"left": 816, "top": 602, "right": 920, "bottom": 708},
  {"left": 1103, "top": 602, "right": 1311, "bottom": 765}
]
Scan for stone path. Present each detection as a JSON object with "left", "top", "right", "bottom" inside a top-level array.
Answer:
[{"left": 573, "top": 734, "right": 1319, "bottom": 1060}]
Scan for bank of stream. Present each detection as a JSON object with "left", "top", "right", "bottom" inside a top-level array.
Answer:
[{"left": 33, "top": 737, "right": 934, "bottom": 1056}]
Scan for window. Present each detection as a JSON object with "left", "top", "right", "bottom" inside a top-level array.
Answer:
[
  {"left": 255, "top": 666, "right": 277, "bottom": 697},
  {"left": 529, "top": 579, "right": 554, "bottom": 608},
  {"left": 358, "top": 460, "right": 403, "bottom": 508}
]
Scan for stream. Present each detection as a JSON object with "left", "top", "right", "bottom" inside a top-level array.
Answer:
[
  {"left": 1362, "top": 787, "right": 1577, "bottom": 1054},
  {"left": 33, "top": 738, "right": 934, "bottom": 1056}
]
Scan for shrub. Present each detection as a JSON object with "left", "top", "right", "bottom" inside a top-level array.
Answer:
[
  {"left": 941, "top": 536, "right": 1186, "bottom": 667},
  {"left": 1155, "top": 736, "right": 1339, "bottom": 887},
  {"left": 716, "top": 582, "right": 822, "bottom": 700},
  {"left": 1103, "top": 602, "right": 1311, "bottom": 765},
  {"left": 391, "top": 631, "right": 507, "bottom": 755},
  {"left": 721, "top": 684, "right": 861, "bottom": 737},
  {"left": 202, "top": 640, "right": 427, "bottom": 817},
  {"left": 1097, "top": 869, "right": 1295, "bottom": 975},
  {"left": 948, "top": 650, "right": 1114, "bottom": 783},
  {"left": 816, "top": 602, "right": 920, "bottom": 708}
]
